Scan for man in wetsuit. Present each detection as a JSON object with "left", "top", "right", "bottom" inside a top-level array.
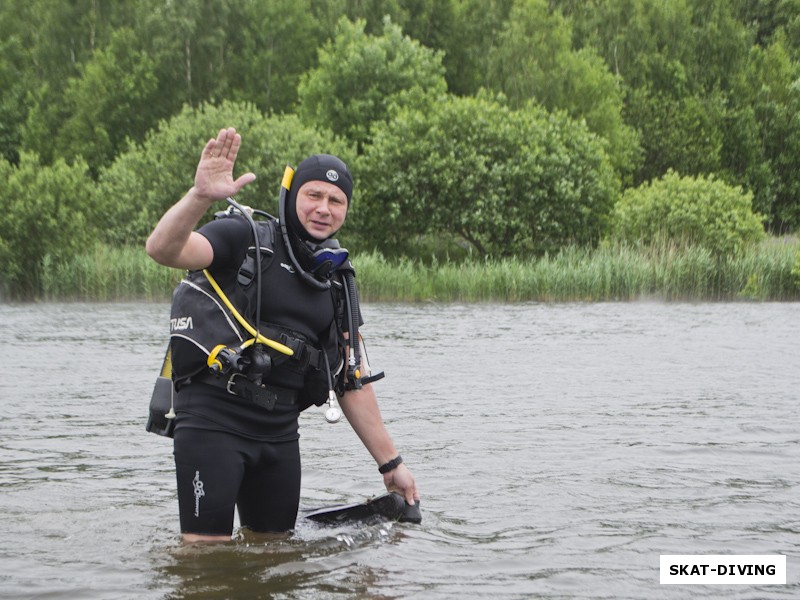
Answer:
[{"left": 146, "top": 127, "right": 419, "bottom": 543}]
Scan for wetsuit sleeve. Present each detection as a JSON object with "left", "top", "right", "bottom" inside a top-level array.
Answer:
[{"left": 197, "top": 217, "right": 252, "bottom": 271}]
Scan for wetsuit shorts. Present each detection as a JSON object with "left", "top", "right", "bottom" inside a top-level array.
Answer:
[{"left": 173, "top": 427, "right": 301, "bottom": 535}]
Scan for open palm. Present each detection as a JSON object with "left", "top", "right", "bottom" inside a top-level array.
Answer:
[{"left": 193, "top": 127, "right": 256, "bottom": 201}]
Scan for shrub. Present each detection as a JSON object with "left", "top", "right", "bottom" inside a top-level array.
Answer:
[
  {"left": 0, "top": 153, "right": 95, "bottom": 297},
  {"left": 354, "top": 93, "right": 619, "bottom": 257},
  {"left": 297, "top": 16, "right": 447, "bottom": 151},
  {"left": 610, "top": 170, "right": 766, "bottom": 256}
]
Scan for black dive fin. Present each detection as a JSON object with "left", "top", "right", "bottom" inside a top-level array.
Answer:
[{"left": 304, "top": 492, "right": 421, "bottom": 525}]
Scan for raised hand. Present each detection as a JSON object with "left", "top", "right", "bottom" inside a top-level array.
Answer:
[
  {"left": 146, "top": 127, "right": 257, "bottom": 269},
  {"left": 193, "top": 127, "right": 256, "bottom": 202}
]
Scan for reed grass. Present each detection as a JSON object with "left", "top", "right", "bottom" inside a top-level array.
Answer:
[
  {"left": 353, "top": 239, "right": 800, "bottom": 302},
  {"left": 40, "top": 243, "right": 182, "bottom": 301},
  {"left": 35, "top": 238, "right": 799, "bottom": 302}
]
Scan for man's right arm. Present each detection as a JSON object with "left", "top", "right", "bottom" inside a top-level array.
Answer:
[
  {"left": 145, "top": 127, "right": 256, "bottom": 270},
  {"left": 145, "top": 187, "right": 215, "bottom": 270}
]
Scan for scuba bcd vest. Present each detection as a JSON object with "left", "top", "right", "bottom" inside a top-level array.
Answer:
[
  {"left": 146, "top": 202, "right": 384, "bottom": 437},
  {"left": 170, "top": 212, "right": 358, "bottom": 396},
  {"left": 169, "top": 213, "right": 291, "bottom": 384}
]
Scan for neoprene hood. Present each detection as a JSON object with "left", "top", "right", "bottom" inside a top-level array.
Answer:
[{"left": 286, "top": 154, "right": 353, "bottom": 241}]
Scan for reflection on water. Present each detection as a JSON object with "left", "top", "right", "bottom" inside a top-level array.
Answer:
[
  {"left": 157, "top": 520, "right": 409, "bottom": 600},
  {"left": 0, "top": 301, "right": 798, "bottom": 599}
]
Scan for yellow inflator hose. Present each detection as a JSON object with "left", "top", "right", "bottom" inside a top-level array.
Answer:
[{"left": 202, "top": 269, "right": 294, "bottom": 356}]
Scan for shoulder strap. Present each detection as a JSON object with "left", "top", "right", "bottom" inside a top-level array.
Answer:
[{"left": 237, "top": 219, "right": 277, "bottom": 288}]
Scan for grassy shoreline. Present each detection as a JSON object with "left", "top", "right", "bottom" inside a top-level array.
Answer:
[{"left": 33, "top": 238, "right": 800, "bottom": 303}]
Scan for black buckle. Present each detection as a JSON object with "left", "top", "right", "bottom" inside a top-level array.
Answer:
[
  {"left": 278, "top": 333, "right": 320, "bottom": 368},
  {"left": 278, "top": 333, "right": 305, "bottom": 357},
  {"left": 227, "top": 373, "right": 278, "bottom": 411}
]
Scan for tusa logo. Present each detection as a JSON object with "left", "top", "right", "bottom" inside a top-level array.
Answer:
[{"left": 170, "top": 316, "right": 193, "bottom": 331}]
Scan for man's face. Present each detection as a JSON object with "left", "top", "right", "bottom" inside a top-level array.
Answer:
[{"left": 295, "top": 180, "right": 348, "bottom": 240}]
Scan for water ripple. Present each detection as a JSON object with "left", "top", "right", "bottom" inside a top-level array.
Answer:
[{"left": 0, "top": 302, "right": 798, "bottom": 598}]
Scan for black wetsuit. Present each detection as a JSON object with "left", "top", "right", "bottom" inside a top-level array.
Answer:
[{"left": 172, "top": 216, "right": 340, "bottom": 535}]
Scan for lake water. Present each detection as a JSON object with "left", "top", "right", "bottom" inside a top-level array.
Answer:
[{"left": 0, "top": 301, "right": 797, "bottom": 599}]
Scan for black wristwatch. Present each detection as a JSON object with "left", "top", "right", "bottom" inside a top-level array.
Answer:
[{"left": 378, "top": 455, "right": 403, "bottom": 474}]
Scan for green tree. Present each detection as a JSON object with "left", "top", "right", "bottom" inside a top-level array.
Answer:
[
  {"left": 624, "top": 87, "right": 726, "bottom": 185},
  {"left": 718, "top": 104, "right": 774, "bottom": 223},
  {"left": 441, "top": 0, "right": 514, "bottom": 96},
  {"left": 0, "top": 35, "right": 26, "bottom": 164},
  {"left": 226, "top": 0, "right": 322, "bottom": 114},
  {"left": 610, "top": 170, "right": 766, "bottom": 256},
  {"left": 732, "top": 0, "right": 800, "bottom": 50},
  {"left": 354, "top": 93, "right": 619, "bottom": 257},
  {"left": 319, "top": 0, "right": 458, "bottom": 72},
  {"left": 0, "top": 153, "right": 95, "bottom": 298},
  {"left": 53, "top": 28, "right": 159, "bottom": 173},
  {"left": 687, "top": 0, "right": 754, "bottom": 92},
  {"left": 560, "top": 0, "right": 696, "bottom": 91},
  {"left": 136, "top": 0, "right": 235, "bottom": 109},
  {"left": 297, "top": 16, "right": 447, "bottom": 151},
  {"left": 563, "top": 0, "right": 793, "bottom": 209},
  {"left": 487, "top": 0, "right": 640, "bottom": 180},
  {"left": 4, "top": 0, "right": 140, "bottom": 165},
  {"left": 562, "top": 0, "right": 752, "bottom": 94},
  {"left": 310, "top": 0, "right": 407, "bottom": 35},
  {"left": 94, "top": 101, "right": 353, "bottom": 245},
  {"left": 392, "top": 0, "right": 457, "bottom": 57},
  {"left": 736, "top": 36, "right": 800, "bottom": 230},
  {"left": 0, "top": 0, "right": 115, "bottom": 89}
]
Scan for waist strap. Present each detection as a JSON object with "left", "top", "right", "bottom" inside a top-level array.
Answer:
[
  {"left": 259, "top": 325, "right": 323, "bottom": 370},
  {"left": 193, "top": 371, "right": 297, "bottom": 411}
]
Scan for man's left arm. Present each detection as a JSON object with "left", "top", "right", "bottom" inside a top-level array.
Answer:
[{"left": 338, "top": 383, "right": 420, "bottom": 505}]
